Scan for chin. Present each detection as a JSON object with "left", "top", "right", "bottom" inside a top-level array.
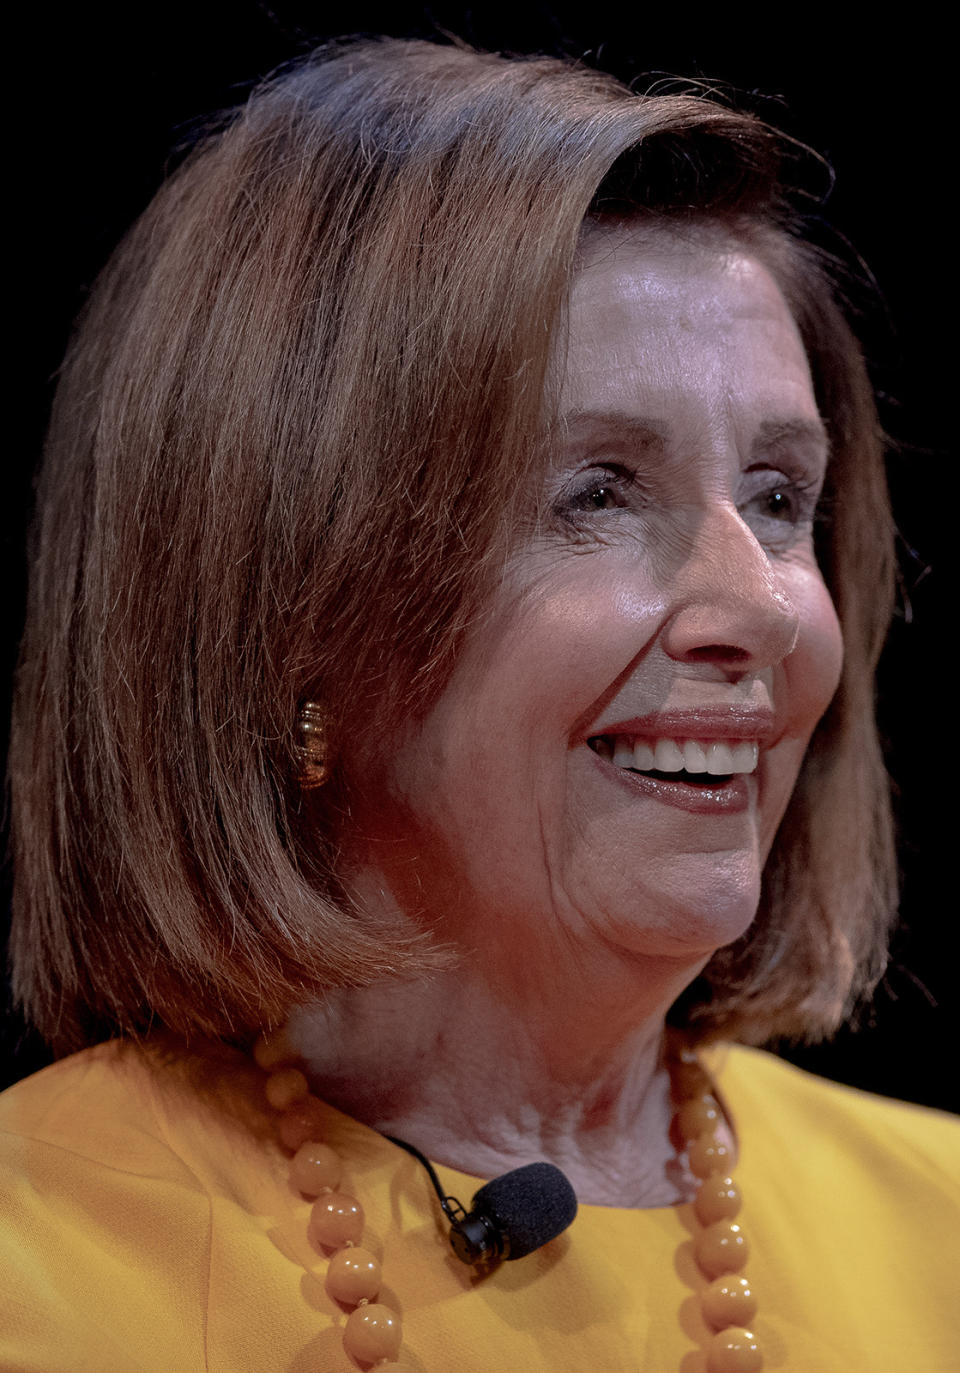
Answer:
[{"left": 603, "top": 864, "right": 763, "bottom": 961}]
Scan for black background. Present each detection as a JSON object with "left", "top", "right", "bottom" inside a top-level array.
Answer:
[{"left": 4, "top": 5, "right": 955, "bottom": 1105}]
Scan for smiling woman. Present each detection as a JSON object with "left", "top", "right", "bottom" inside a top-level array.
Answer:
[
  {"left": 345, "top": 228, "right": 843, "bottom": 1015},
  {"left": 2, "top": 37, "right": 957, "bottom": 1373}
]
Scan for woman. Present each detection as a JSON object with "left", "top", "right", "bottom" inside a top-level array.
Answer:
[{"left": 2, "top": 38, "right": 957, "bottom": 1372}]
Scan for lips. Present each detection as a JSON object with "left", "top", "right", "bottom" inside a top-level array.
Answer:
[{"left": 584, "top": 708, "right": 773, "bottom": 814}]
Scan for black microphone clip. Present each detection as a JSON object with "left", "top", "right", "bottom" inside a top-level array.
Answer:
[
  {"left": 445, "top": 1162, "right": 578, "bottom": 1264},
  {"left": 388, "top": 1137, "right": 578, "bottom": 1267},
  {"left": 445, "top": 1197, "right": 503, "bottom": 1265}
]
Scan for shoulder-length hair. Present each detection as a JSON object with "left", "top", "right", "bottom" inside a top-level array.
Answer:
[{"left": 9, "top": 38, "right": 896, "bottom": 1054}]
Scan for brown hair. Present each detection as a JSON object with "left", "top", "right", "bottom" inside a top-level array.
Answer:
[{"left": 9, "top": 38, "right": 896, "bottom": 1053}]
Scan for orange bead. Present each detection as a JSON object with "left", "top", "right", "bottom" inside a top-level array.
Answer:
[
  {"left": 290, "top": 1142, "right": 343, "bottom": 1196},
  {"left": 701, "top": 1274, "right": 758, "bottom": 1329},
  {"left": 326, "top": 1245, "right": 382, "bottom": 1304},
  {"left": 276, "top": 1097, "right": 327, "bottom": 1152},
  {"left": 689, "top": 1134, "right": 732, "bottom": 1180},
  {"left": 671, "top": 1059, "right": 710, "bottom": 1100},
  {"left": 668, "top": 1039, "right": 701, "bottom": 1069},
  {"left": 676, "top": 1096, "right": 722, "bottom": 1141},
  {"left": 265, "top": 1067, "right": 310, "bottom": 1111},
  {"left": 706, "top": 1325, "right": 763, "bottom": 1372},
  {"left": 308, "top": 1192, "right": 365, "bottom": 1250},
  {"left": 342, "top": 1303, "right": 402, "bottom": 1363},
  {"left": 694, "top": 1220, "right": 749, "bottom": 1279},
  {"left": 695, "top": 1174, "right": 742, "bottom": 1225},
  {"left": 253, "top": 1028, "right": 296, "bottom": 1070}
]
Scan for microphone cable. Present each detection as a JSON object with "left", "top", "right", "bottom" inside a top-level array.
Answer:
[{"left": 386, "top": 1134, "right": 578, "bottom": 1265}]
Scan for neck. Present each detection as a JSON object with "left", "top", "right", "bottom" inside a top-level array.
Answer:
[{"left": 286, "top": 949, "right": 713, "bottom": 1207}]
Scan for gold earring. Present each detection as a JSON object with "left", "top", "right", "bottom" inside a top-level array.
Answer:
[{"left": 295, "top": 701, "right": 332, "bottom": 789}]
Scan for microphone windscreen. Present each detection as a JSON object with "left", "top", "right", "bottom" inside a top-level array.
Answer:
[{"left": 471, "top": 1162, "right": 578, "bottom": 1259}]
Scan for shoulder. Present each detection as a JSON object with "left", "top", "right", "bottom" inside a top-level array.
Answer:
[
  {"left": 715, "top": 1043, "right": 960, "bottom": 1189},
  {"left": 717, "top": 1041, "right": 960, "bottom": 1135},
  {"left": 2, "top": 1040, "right": 187, "bottom": 1170},
  {"left": 0, "top": 1035, "right": 284, "bottom": 1193},
  {"left": 0, "top": 1039, "right": 289, "bottom": 1372},
  {"left": 0, "top": 1044, "right": 201, "bottom": 1369}
]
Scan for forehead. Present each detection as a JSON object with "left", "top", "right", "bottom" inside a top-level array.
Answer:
[
  {"left": 562, "top": 222, "right": 815, "bottom": 422},
  {"left": 571, "top": 219, "right": 793, "bottom": 315}
]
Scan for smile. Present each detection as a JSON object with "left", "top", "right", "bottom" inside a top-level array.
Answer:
[{"left": 588, "top": 736, "right": 760, "bottom": 785}]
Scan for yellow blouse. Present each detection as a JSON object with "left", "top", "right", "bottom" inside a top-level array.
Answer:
[{"left": 2, "top": 1038, "right": 958, "bottom": 1371}]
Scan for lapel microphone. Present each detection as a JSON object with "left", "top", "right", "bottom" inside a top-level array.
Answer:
[{"left": 387, "top": 1136, "right": 578, "bottom": 1264}]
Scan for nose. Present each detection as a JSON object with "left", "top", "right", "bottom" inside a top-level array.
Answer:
[{"left": 660, "top": 504, "right": 800, "bottom": 672}]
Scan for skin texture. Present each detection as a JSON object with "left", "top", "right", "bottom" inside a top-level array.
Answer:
[{"left": 292, "top": 225, "right": 844, "bottom": 1206}]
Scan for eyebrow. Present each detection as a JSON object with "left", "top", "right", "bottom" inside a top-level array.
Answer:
[
  {"left": 754, "top": 418, "right": 830, "bottom": 454},
  {"left": 557, "top": 409, "right": 668, "bottom": 449},
  {"left": 557, "top": 409, "right": 830, "bottom": 459}
]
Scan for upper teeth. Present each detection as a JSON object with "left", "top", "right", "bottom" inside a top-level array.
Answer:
[{"left": 600, "top": 736, "right": 759, "bottom": 775}]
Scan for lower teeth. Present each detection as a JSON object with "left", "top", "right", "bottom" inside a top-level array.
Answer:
[{"left": 634, "top": 769, "right": 730, "bottom": 785}]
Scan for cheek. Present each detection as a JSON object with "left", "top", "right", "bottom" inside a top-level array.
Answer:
[
  {"left": 378, "top": 563, "right": 663, "bottom": 835},
  {"left": 483, "top": 561, "right": 666, "bottom": 715},
  {"left": 787, "top": 570, "right": 844, "bottom": 732},
  {"left": 758, "top": 569, "right": 842, "bottom": 858}
]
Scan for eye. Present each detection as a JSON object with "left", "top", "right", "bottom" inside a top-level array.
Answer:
[
  {"left": 572, "top": 483, "right": 622, "bottom": 512},
  {"left": 739, "top": 467, "right": 820, "bottom": 547},
  {"left": 554, "top": 464, "right": 641, "bottom": 522},
  {"left": 760, "top": 488, "right": 796, "bottom": 521}
]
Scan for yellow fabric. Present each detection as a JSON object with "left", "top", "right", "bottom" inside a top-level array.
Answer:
[{"left": 2, "top": 1039, "right": 958, "bottom": 1372}]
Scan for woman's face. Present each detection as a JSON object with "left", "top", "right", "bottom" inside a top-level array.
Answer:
[{"left": 344, "top": 226, "right": 843, "bottom": 982}]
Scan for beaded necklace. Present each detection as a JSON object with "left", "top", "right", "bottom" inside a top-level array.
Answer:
[
  {"left": 667, "top": 1037, "right": 762, "bottom": 1373},
  {"left": 254, "top": 1029, "right": 762, "bottom": 1371}
]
